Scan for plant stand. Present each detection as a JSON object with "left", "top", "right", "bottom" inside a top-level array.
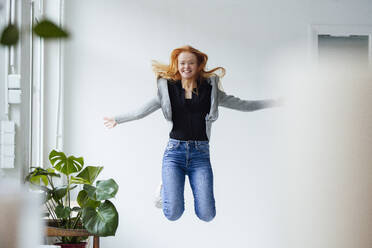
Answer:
[{"left": 46, "top": 226, "right": 100, "bottom": 248}]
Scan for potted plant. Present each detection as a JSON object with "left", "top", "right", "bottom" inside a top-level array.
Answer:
[{"left": 25, "top": 150, "right": 119, "bottom": 248}]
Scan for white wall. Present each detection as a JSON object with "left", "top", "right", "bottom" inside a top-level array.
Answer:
[{"left": 61, "top": 1, "right": 372, "bottom": 248}]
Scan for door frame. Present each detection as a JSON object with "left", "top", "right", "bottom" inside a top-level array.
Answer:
[{"left": 309, "top": 24, "right": 372, "bottom": 66}]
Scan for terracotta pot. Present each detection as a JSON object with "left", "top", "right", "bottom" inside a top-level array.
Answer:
[{"left": 54, "top": 242, "right": 87, "bottom": 248}]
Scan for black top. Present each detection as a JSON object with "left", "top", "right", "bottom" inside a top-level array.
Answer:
[{"left": 167, "top": 79, "right": 212, "bottom": 141}]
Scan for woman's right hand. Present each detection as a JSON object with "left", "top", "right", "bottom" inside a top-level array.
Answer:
[{"left": 103, "top": 117, "right": 118, "bottom": 129}]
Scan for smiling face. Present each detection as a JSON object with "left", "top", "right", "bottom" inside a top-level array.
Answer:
[{"left": 177, "top": 51, "right": 199, "bottom": 80}]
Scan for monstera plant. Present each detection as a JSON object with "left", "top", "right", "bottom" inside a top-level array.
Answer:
[{"left": 25, "top": 149, "right": 119, "bottom": 245}]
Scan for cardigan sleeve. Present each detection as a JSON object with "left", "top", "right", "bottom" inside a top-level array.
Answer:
[
  {"left": 114, "top": 96, "right": 161, "bottom": 124},
  {"left": 217, "top": 88, "right": 280, "bottom": 111}
]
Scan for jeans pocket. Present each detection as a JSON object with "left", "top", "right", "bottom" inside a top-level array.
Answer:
[
  {"left": 196, "top": 143, "right": 210, "bottom": 154},
  {"left": 166, "top": 141, "right": 179, "bottom": 151}
]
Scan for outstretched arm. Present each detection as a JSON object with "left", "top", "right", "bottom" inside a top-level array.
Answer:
[
  {"left": 104, "top": 96, "right": 161, "bottom": 128},
  {"left": 218, "top": 88, "right": 282, "bottom": 111},
  {"left": 115, "top": 96, "right": 161, "bottom": 123}
]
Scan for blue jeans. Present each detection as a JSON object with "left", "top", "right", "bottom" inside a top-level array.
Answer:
[{"left": 161, "top": 138, "right": 216, "bottom": 222}]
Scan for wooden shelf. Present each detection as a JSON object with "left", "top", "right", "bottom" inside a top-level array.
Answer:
[
  {"left": 46, "top": 226, "right": 90, "bottom": 237},
  {"left": 46, "top": 226, "right": 99, "bottom": 248}
]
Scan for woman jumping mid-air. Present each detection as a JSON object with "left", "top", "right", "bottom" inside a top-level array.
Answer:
[{"left": 104, "top": 45, "right": 281, "bottom": 222}]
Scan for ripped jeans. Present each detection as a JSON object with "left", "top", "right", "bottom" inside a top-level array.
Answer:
[{"left": 161, "top": 138, "right": 216, "bottom": 222}]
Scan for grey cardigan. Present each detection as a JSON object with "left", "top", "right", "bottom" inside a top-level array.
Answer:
[{"left": 115, "top": 75, "right": 278, "bottom": 140}]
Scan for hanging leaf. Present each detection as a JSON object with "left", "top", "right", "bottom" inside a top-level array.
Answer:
[
  {"left": 84, "top": 179, "right": 118, "bottom": 201},
  {"left": 82, "top": 200, "right": 118, "bottom": 237},
  {"left": 75, "top": 166, "right": 103, "bottom": 185},
  {"left": 49, "top": 150, "right": 84, "bottom": 175},
  {"left": 33, "top": 19, "right": 69, "bottom": 39},
  {"left": 0, "top": 24, "right": 19, "bottom": 46}
]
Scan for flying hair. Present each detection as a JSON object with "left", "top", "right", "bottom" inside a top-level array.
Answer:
[{"left": 152, "top": 45, "right": 226, "bottom": 91}]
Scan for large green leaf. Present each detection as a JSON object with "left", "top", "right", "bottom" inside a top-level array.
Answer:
[
  {"left": 46, "top": 168, "right": 60, "bottom": 177},
  {"left": 82, "top": 200, "right": 118, "bottom": 237},
  {"left": 25, "top": 167, "right": 61, "bottom": 186},
  {"left": 84, "top": 179, "right": 118, "bottom": 201},
  {"left": 53, "top": 186, "right": 68, "bottom": 201},
  {"left": 52, "top": 185, "right": 77, "bottom": 201},
  {"left": 29, "top": 174, "right": 48, "bottom": 186},
  {"left": 71, "top": 176, "right": 91, "bottom": 185},
  {"left": 49, "top": 150, "right": 84, "bottom": 175},
  {"left": 33, "top": 19, "right": 69, "bottom": 39},
  {"left": 77, "top": 190, "right": 100, "bottom": 209},
  {"left": 75, "top": 166, "right": 103, "bottom": 185},
  {"left": 0, "top": 24, "right": 19, "bottom": 46},
  {"left": 26, "top": 167, "right": 60, "bottom": 179},
  {"left": 55, "top": 205, "right": 71, "bottom": 219}
]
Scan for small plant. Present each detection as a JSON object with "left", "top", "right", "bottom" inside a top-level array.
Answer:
[{"left": 25, "top": 150, "right": 119, "bottom": 244}]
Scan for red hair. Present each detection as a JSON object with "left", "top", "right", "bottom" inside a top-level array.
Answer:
[{"left": 152, "top": 45, "right": 225, "bottom": 81}]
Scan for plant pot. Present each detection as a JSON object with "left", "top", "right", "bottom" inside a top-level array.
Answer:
[
  {"left": 54, "top": 242, "right": 87, "bottom": 248},
  {"left": 47, "top": 225, "right": 89, "bottom": 248}
]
